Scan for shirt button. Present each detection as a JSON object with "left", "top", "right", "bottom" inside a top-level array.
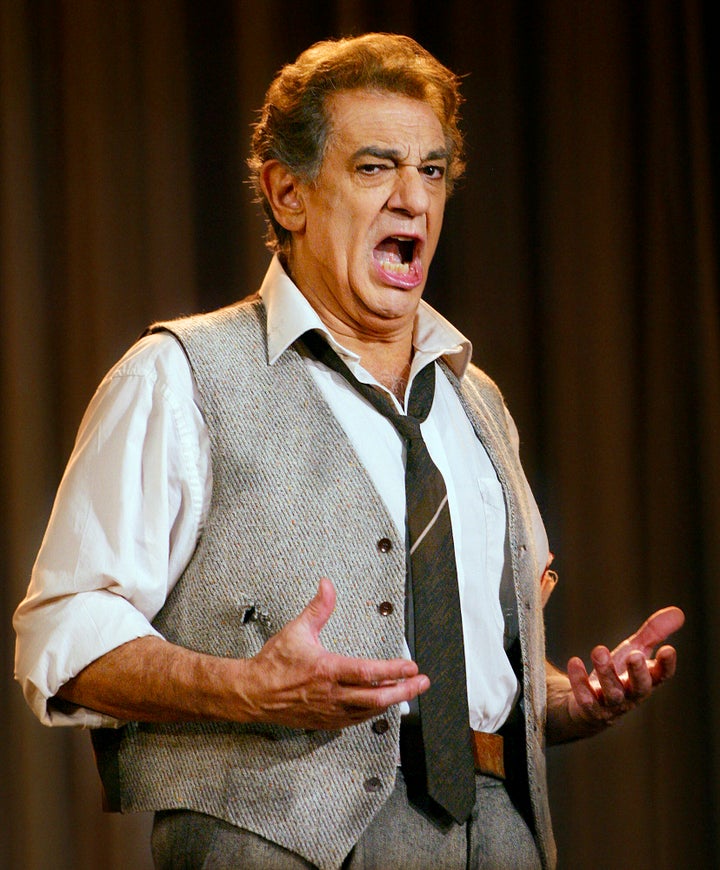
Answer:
[
  {"left": 377, "top": 601, "right": 394, "bottom": 616},
  {"left": 363, "top": 776, "right": 383, "bottom": 793},
  {"left": 372, "top": 718, "right": 390, "bottom": 735},
  {"left": 377, "top": 537, "right": 392, "bottom": 553}
]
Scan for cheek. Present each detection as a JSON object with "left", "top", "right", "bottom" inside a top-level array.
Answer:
[
  {"left": 317, "top": 204, "right": 358, "bottom": 253},
  {"left": 307, "top": 218, "right": 340, "bottom": 261},
  {"left": 426, "top": 206, "right": 445, "bottom": 253}
]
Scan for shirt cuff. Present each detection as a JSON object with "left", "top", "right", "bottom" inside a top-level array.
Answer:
[{"left": 15, "top": 590, "right": 164, "bottom": 728}]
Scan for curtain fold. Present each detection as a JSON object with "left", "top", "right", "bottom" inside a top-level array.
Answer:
[{"left": 2, "top": 2, "right": 716, "bottom": 867}]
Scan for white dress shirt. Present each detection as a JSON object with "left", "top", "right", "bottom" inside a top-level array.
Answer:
[{"left": 15, "top": 257, "right": 546, "bottom": 732}]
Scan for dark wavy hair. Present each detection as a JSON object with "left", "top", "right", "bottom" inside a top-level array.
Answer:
[{"left": 248, "top": 33, "right": 465, "bottom": 254}]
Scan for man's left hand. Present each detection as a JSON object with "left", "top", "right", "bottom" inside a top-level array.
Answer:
[{"left": 546, "top": 606, "right": 685, "bottom": 743}]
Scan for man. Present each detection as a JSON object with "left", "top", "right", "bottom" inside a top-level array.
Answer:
[{"left": 14, "top": 33, "right": 683, "bottom": 870}]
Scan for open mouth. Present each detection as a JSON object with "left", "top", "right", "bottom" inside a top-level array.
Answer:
[{"left": 373, "top": 236, "right": 418, "bottom": 276}]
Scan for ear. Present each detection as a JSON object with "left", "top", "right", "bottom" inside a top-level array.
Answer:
[{"left": 259, "top": 160, "right": 306, "bottom": 234}]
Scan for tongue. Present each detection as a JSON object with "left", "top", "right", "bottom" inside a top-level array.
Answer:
[{"left": 374, "top": 238, "right": 402, "bottom": 263}]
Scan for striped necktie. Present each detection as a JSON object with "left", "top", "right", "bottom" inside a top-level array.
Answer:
[{"left": 300, "top": 331, "right": 476, "bottom": 823}]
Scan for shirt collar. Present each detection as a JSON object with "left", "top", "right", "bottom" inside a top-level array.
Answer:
[{"left": 258, "top": 255, "right": 472, "bottom": 379}]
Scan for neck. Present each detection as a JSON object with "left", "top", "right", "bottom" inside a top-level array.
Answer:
[
  {"left": 328, "top": 330, "right": 414, "bottom": 402},
  {"left": 369, "top": 359, "right": 412, "bottom": 403}
]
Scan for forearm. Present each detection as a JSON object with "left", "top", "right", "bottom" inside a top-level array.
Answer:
[
  {"left": 52, "top": 582, "right": 429, "bottom": 732},
  {"left": 54, "top": 636, "right": 252, "bottom": 724}
]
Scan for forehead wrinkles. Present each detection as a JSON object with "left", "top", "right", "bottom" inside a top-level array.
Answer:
[{"left": 323, "top": 93, "right": 445, "bottom": 164}]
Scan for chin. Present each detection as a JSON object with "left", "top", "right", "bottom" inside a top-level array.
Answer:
[{"left": 366, "top": 294, "right": 420, "bottom": 323}]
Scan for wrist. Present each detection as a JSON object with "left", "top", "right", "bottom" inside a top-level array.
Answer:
[{"left": 545, "top": 672, "right": 612, "bottom": 744}]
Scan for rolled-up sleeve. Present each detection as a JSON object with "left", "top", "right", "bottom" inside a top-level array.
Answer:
[{"left": 13, "top": 334, "right": 210, "bottom": 727}]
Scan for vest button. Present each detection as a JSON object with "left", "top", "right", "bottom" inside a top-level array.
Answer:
[
  {"left": 377, "top": 537, "right": 392, "bottom": 553},
  {"left": 377, "top": 601, "right": 394, "bottom": 616},
  {"left": 363, "top": 776, "right": 383, "bottom": 793},
  {"left": 372, "top": 718, "right": 390, "bottom": 735}
]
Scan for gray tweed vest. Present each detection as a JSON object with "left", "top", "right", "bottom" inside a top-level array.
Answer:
[{"left": 91, "top": 297, "right": 556, "bottom": 870}]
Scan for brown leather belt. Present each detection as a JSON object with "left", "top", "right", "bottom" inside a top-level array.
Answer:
[{"left": 472, "top": 730, "right": 505, "bottom": 779}]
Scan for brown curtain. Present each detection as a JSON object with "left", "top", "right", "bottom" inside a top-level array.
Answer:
[{"left": 2, "top": 2, "right": 717, "bottom": 868}]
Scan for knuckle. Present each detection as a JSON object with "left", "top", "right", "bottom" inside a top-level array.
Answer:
[{"left": 355, "top": 662, "right": 374, "bottom": 684}]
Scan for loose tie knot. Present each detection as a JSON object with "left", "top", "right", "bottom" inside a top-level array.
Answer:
[{"left": 299, "top": 330, "right": 436, "bottom": 435}]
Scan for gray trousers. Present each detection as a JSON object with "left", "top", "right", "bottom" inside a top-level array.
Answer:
[{"left": 151, "top": 771, "right": 541, "bottom": 869}]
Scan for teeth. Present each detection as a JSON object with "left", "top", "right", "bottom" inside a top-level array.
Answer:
[
  {"left": 384, "top": 260, "right": 411, "bottom": 275},
  {"left": 375, "top": 251, "right": 412, "bottom": 274}
]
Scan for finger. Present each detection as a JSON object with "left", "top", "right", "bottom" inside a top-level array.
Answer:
[
  {"left": 343, "top": 673, "right": 431, "bottom": 712},
  {"left": 591, "top": 646, "right": 626, "bottom": 706},
  {"left": 330, "top": 652, "right": 420, "bottom": 688},
  {"left": 300, "top": 578, "right": 337, "bottom": 639},
  {"left": 624, "top": 651, "right": 653, "bottom": 698},
  {"left": 624, "top": 606, "right": 685, "bottom": 655},
  {"left": 649, "top": 645, "right": 678, "bottom": 683},
  {"left": 566, "top": 655, "right": 600, "bottom": 708}
]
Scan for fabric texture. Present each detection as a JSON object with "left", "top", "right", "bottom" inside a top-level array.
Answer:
[
  {"left": 150, "top": 771, "right": 541, "bottom": 870},
  {"left": 91, "top": 297, "right": 556, "bottom": 870}
]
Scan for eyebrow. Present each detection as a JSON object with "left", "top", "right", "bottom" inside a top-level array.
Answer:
[{"left": 350, "top": 145, "right": 449, "bottom": 164}]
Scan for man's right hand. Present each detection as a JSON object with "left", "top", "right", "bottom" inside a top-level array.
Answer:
[{"left": 234, "top": 577, "right": 430, "bottom": 730}]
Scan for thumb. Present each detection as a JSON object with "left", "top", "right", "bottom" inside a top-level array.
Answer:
[
  {"left": 301, "top": 577, "right": 337, "bottom": 639},
  {"left": 627, "top": 606, "right": 685, "bottom": 654}
]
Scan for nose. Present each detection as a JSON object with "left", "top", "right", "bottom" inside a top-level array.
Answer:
[{"left": 386, "top": 165, "right": 431, "bottom": 216}]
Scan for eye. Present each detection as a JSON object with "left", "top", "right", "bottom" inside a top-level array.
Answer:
[
  {"left": 356, "top": 163, "right": 393, "bottom": 176},
  {"left": 420, "top": 164, "right": 446, "bottom": 180}
]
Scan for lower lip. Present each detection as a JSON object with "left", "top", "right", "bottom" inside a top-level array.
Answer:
[{"left": 372, "top": 256, "right": 424, "bottom": 290}]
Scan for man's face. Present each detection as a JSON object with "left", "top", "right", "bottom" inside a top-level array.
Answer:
[{"left": 288, "top": 89, "right": 448, "bottom": 342}]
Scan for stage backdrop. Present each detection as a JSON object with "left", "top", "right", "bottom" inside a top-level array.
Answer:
[{"left": 2, "top": 2, "right": 717, "bottom": 868}]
